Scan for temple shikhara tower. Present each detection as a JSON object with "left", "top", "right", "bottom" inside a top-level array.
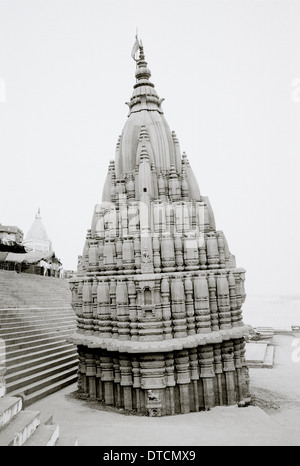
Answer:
[{"left": 70, "top": 38, "right": 250, "bottom": 416}]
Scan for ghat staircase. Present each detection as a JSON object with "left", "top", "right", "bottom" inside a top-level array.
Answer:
[
  {"left": 0, "top": 271, "right": 78, "bottom": 407},
  {"left": 0, "top": 393, "right": 78, "bottom": 446}
]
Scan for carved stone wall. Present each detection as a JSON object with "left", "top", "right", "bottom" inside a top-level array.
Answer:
[{"left": 75, "top": 338, "right": 250, "bottom": 415}]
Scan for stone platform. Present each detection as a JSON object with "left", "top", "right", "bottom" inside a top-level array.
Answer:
[{"left": 246, "top": 342, "right": 274, "bottom": 368}]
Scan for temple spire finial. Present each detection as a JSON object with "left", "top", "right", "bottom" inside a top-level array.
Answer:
[{"left": 131, "top": 33, "right": 140, "bottom": 62}]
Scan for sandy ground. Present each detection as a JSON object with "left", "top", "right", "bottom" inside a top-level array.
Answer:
[{"left": 30, "top": 334, "right": 300, "bottom": 446}]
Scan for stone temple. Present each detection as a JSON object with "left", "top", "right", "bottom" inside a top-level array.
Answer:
[{"left": 69, "top": 39, "right": 251, "bottom": 416}]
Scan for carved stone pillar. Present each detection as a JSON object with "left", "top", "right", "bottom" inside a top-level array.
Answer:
[
  {"left": 82, "top": 280, "right": 93, "bottom": 334},
  {"left": 116, "top": 238, "right": 123, "bottom": 272},
  {"left": 193, "top": 275, "right": 211, "bottom": 333},
  {"left": 221, "top": 341, "right": 237, "bottom": 406},
  {"left": 183, "top": 235, "right": 199, "bottom": 271},
  {"left": 161, "top": 277, "right": 172, "bottom": 340},
  {"left": 216, "top": 231, "right": 226, "bottom": 268},
  {"left": 240, "top": 338, "right": 251, "bottom": 404},
  {"left": 228, "top": 271, "right": 239, "bottom": 327},
  {"left": 110, "top": 279, "right": 118, "bottom": 339},
  {"left": 128, "top": 202, "right": 140, "bottom": 236},
  {"left": 198, "top": 233, "right": 207, "bottom": 269},
  {"left": 168, "top": 165, "right": 181, "bottom": 202},
  {"left": 240, "top": 270, "right": 247, "bottom": 304},
  {"left": 217, "top": 273, "right": 232, "bottom": 329},
  {"left": 189, "top": 348, "right": 200, "bottom": 412},
  {"left": 184, "top": 275, "right": 196, "bottom": 335},
  {"left": 165, "top": 202, "right": 173, "bottom": 235},
  {"left": 175, "top": 350, "right": 191, "bottom": 414},
  {"left": 208, "top": 272, "right": 219, "bottom": 331},
  {"left": 98, "top": 239, "right": 104, "bottom": 272},
  {"left": 85, "top": 352, "right": 97, "bottom": 400},
  {"left": 97, "top": 280, "right": 111, "bottom": 337},
  {"left": 158, "top": 173, "right": 166, "bottom": 199},
  {"left": 160, "top": 234, "right": 176, "bottom": 272},
  {"left": 134, "top": 235, "right": 141, "bottom": 273},
  {"left": 82, "top": 229, "right": 91, "bottom": 272},
  {"left": 103, "top": 240, "right": 117, "bottom": 273},
  {"left": 120, "top": 355, "right": 133, "bottom": 411},
  {"left": 120, "top": 201, "right": 128, "bottom": 238},
  {"left": 122, "top": 238, "right": 135, "bottom": 274},
  {"left": 233, "top": 271, "right": 243, "bottom": 326},
  {"left": 153, "top": 201, "right": 166, "bottom": 234},
  {"left": 174, "top": 235, "right": 184, "bottom": 271},
  {"left": 140, "top": 354, "right": 167, "bottom": 392},
  {"left": 128, "top": 279, "right": 138, "bottom": 340},
  {"left": 88, "top": 239, "right": 99, "bottom": 272},
  {"left": 116, "top": 280, "right": 130, "bottom": 340},
  {"left": 100, "top": 354, "right": 115, "bottom": 406},
  {"left": 92, "top": 278, "right": 99, "bottom": 334},
  {"left": 199, "top": 345, "right": 215, "bottom": 410},
  {"left": 132, "top": 358, "right": 142, "bottom": 413},
  {"left": 165, "top": 353, "right": 176, "bottom": 415},
  {"left": 95, "top": 353, "right": 103, "bottom": 401},
  {"left": 206, "top": 232, "right": 220, "bottom": 269},
  {"left": 77, "top": 348, "right": 87, "bottom": 396},
  {"left": 113, "top": 358, "right": 121, "bottom": 406},
  {"left": 152, "top": 234, "right": 161, "bottom": 273},
  {"left": 76, "top": 281, "right": 84, "bottom": 333},
  {"left": 233, "top": 338, "right": 245, "bottom": 406},
  {"left": 213, "top": 344, "right": 224, "bottom": 406},
  {"left": 171, "top": 277, "right": 187, "bottom": 338},
  {"left": 126, "top": 173, "right": 135, "bottom": 200}
]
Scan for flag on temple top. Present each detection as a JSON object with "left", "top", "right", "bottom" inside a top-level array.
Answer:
[{"left": 131, "top": 36, "right": 140, "bottom": 61}]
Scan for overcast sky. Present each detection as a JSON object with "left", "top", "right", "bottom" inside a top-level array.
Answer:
[{"left": 0, "top": 0, "right": 299, "bottom": 297}]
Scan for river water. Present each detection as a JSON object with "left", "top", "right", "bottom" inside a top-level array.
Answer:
[{"left": 242, "top": 294, "right": 300, "bottom": 329}]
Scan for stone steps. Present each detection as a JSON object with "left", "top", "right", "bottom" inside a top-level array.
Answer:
[
  {"left": 0, "top": 326, "right": 76, "bottom": 346},
  {"left": 6, "top": 359, "right": 78, "bottom": 393},
  {"left": 0, "top": 396, "right": 23, "bottom": 430},
  {"left": 2, "top": 337, "right": 78, "bottom": 405},
  {"left": 9, "top": 373, "right": 78, "bottom": 406},
  {"left": 8, "top": 369, "right": 78, "bottom": 404},
  {"left": 1, "top": 332, "right": 75, "bottom": 354},
  {"left": 5, "top": 346, "right": 77, "bottom": 374},
  {"left": 55, "top": 434, "right": 79, "bottom": 446},
  {"left": 0, "top": 408, "right": 40, "bottom": 446},
  {"left": 0, "top": 395, "right": 77, "bottom": 446},
  {"left": 0, "top": 271, "right": 72, "bottom": 309},
  {"left": 0, "top": 315, "right": 76, "bottom": 328},
  {"left": 23, "top": 423, "right": 60, "bottom": 446},
  {"left": 6, "top": 349, "right": 77, "bottom": 380},
  {"left": 1, "top": 342, "right": 76, "bottom": 368},
  {"left": 0, "top": 270, "right": 78, "bottom": 408}
]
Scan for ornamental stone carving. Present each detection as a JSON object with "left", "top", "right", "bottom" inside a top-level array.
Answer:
[{"left": 69, "top": 38, "right": 250, "bottom": 416}]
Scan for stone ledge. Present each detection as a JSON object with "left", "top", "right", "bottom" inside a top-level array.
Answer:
[
  {"left": 71, "top": 267, "right": 247, "bottom": 283},
  {"left": 69, "top": 325, "right": 249, "bottom": 353}
]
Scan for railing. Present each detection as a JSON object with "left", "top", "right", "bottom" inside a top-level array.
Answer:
[{"left": 0, "top": 262, "right": 61, "bottom": 278}]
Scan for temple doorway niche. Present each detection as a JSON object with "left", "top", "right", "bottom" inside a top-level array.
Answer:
[
  {"left": 138, "top": 283, "right": 156, "bottom": 320},
  {"left": 144, "top": 287, "right": 153, "bottom": 319}
]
